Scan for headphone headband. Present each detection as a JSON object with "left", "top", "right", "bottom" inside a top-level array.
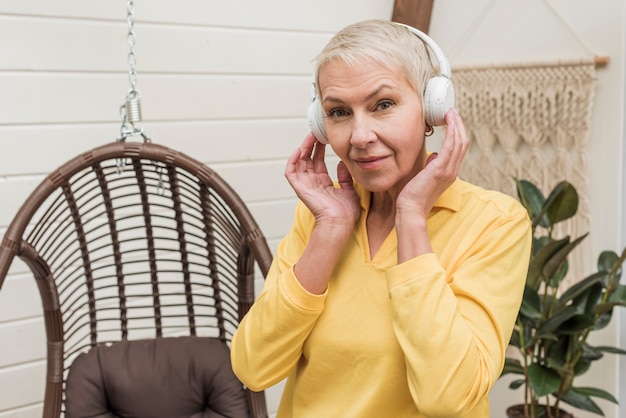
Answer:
[{"left": 394, "top": 23, "right": 451, "bottom": 78}]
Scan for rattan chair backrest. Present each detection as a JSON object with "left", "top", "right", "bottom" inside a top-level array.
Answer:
[{"left": 0, "top": 139, "right": 272, "bottom": 418}]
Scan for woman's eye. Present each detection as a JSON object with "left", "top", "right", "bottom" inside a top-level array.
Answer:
[
  {"left": 327, "top": 108, "right": 349, "bottom": 118},
  {"left": 376, "top": 100, "right": 394, "bottom": 111}
]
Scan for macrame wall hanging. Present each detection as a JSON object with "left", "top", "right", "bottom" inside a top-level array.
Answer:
[
  {"left": 392, "top": 0, "right": 607, "bottom": 280},
  {"left": 454, "top": 58, "right": 598, "bottom": 280}
]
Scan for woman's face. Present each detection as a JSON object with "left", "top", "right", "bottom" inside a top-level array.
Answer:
[{"left": 319, "top": 58, "right": 428, "bottom": 194}]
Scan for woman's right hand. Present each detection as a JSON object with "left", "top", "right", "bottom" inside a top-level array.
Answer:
[{"left": 285, "top": 133, "right": 360, "bottom": 232}]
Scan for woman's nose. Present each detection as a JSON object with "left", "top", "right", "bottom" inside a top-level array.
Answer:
[{"left": 349, "top": 114, "right": 376, "bottom": 148}]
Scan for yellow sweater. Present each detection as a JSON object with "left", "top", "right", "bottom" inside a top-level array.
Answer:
[{"left": 231, "top": 179, "right": 532, "bottom": 418}]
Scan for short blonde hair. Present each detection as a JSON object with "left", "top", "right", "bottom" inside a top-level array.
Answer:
[{"left": 314, "top": 19, "right": 435, "bottom": 102}]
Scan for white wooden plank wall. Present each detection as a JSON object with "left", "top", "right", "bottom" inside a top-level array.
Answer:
[{"left": 0, "top": 1, "right": 395, "bottom": 416}]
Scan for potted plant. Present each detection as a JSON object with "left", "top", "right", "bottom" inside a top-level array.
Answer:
[{"left": 502, "top": 178, "right": 626, "bottom": 418}]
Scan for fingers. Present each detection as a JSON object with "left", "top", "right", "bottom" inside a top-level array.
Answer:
[
  {"left": 286, "top": 133, "right": 329, "bottom": 179},
  {"left": 299, "top": 132, "right": 318, "bottom": 159},
  {"left": 336, "top": 161, "right": 354, "bottom": 191},
  {"left": 441, "top": 108, "right": 469, "bottom": 171},
  {"left": 312, "top": 138, "right": 327, "bottom": 174},
  {"left": 449, "top": 108, "right": 469, "bottom": 165},
  {"left": 425, "top": 152, "right": 439, "bottom": 166}
]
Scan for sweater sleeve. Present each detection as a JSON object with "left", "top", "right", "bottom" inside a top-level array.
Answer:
[
  {"left": 387, "top": 207, "right": 532, "bottom": 417},
  {"left": 230, "top": 202, "right": 325, "bottom": 391}
]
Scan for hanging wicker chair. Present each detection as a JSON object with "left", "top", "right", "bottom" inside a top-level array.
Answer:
[{"left": 0, "top": 139, "right": 272, "bottom": 418}]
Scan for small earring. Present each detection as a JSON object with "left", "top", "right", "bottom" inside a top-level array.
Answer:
[{"left": 425, "top": 125, "right": 434, "bottom": 137}]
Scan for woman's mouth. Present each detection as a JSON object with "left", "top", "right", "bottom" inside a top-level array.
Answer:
[{"left": 353, "top": 156, "right": 388, "bottom": 170}]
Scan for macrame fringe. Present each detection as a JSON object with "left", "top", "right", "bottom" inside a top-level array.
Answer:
[{"left": 454, "top": 59, "right": 597, "bottom": 283}]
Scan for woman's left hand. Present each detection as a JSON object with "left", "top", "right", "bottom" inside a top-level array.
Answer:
[{"left": 396, "top": 108, "right": 469, "bottom": 217}]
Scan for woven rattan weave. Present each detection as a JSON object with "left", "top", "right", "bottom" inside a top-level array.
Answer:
[{"left": 0, "top": 139, "right": 272, "bottom": 417}]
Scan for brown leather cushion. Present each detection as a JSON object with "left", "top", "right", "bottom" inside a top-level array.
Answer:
[{"left": 65, "top": 336, "right": 249, "bottom": 418}]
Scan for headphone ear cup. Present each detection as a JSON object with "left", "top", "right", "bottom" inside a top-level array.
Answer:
[
  {"left": 423, "top": 76, "right": 455, "bottom": 127},
  {"left": 307, "top": 99, "right": 329, "bottom": 144}
]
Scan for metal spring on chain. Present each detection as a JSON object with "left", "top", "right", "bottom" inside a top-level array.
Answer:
[
  {"left": 124, "top": 90, "right": 142, "bottom": 124},
  {"left": 117, "top": 0, "right": 152, "bottom": 147}
]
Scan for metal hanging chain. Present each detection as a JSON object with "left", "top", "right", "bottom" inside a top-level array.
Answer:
[
  {"left": 118, "top": 0, "right": 150, "bottom": 144},
  {"left": 127, "top": 0, "right": 138, "bottom": 95},
  {"left": 117, "top": 0, "right": 160, "bottom": 183}
]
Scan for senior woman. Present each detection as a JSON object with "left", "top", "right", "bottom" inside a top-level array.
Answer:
[{"left": 231, "top": 19, "right": 532, "bottom": 418}]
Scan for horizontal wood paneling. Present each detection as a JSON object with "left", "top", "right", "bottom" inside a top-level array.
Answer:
[
  {"left": 0, "top": 177, "right": 45, "bottom": 229},
  {"left": 0, "top": 362, "right": 45, "bottom": 412},
  {"left": 0, "top": 16, "right": 329, "bottom": 74},
  {"left": 0, "top": 74, "right": 311, "bottom": 124},
  {"left": 0, "top": 318, "right": 45, "bottom": 368},
  {"left": 0, "top": 0, "right": 394, "bottom": 31},
  {"left": 214, "top": 161, "right": 293, "bottom": 201},
  {"left": 0, "top": 275, "right": 43, "bottom": 323},
  {"left": 0, "top": 405, "right": 42, "bottom": 418},
  {"left": 249, "top": 199, "right": 299, "bottom": 239},
  {"left": 0, "top": 120, "right": 310, "bottom": 177}
]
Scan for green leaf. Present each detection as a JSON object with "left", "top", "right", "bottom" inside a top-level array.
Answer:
[
  {"left": 560, "top": 388, "right": 604, "bottom": 414},
  {"left": 545, "top": 339, "right": 569, "bottom": 367},
  {"left": 573, "top": 281, "right": 603, "bottom": 317},
  {"left": 594, "top": 301, "right": 622, "bottom": 316},
  {"left": 502, "top": 358, "right": 524, "bottom": 375},
  {"left": 573, "top": 358, "right": 592, "bottom": 377},
  {"left": 608, "top": 284, "right": 626, "bottom": 304},
  {"left": 543, "top": 181, "right": 578, "bottom": 225},
  {"left": 541, "top": 234, "right": 587, "bottom": 285},
  {"left": 579, "top": 344, "right": 604, "bottom": 362},
  {"left": 520, "top": 285, "right": 542, "bottom": 319},
  {"left": 515, "top": 178, "right": 546, "bottom": 227},
  {"left": 548, "top": 261, "right": 568, "bottom": 288},
  {"left": 593, "top": 310, "right": 613, "bottom": 331},
  {"left": 509, "top": 379, "right": 525, "bottom": 390},
  {"left": 559, "top": 314, "right": 595, "bottom": 334},
  {"left": 528, "top": 330, "right": 558, "bottom": 347},
  {"left": 573, "top": 386, "right": 618, "bottom": 404},
  {"left": 557, "top": 272, "right": 606, "bottom": 308},
  {"left": 527, "top": 237, "right": 570, "bottom": 288},
  {"left": 536, "top": 305, "right": 578, "bottom": 334},
  {"left": 527, "top": 363, "right": 561, "bottom": 397},
  {"left": 545, "top": 355, "right": 568, "bottom": 374},
  {"left": 598, "top": 250, "right": 619, "bottom": 273},
  {"left": 594, "top": 345, "right": 626, "bottom": 355}
]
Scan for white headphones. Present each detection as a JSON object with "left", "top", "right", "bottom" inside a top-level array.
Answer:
[{"left": 307, "top": 22, "right": 455, "bottom": 144}]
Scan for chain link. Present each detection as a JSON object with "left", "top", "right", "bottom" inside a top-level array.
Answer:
[
  {"left": 118, "top": 0, "right": 151, "bottom": 146},
  {"left": 117, "top": 0, "right": 151, "bottom": 176},
  {"left": 126, "top": 0, "right": 138, "bottom": 92}
]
